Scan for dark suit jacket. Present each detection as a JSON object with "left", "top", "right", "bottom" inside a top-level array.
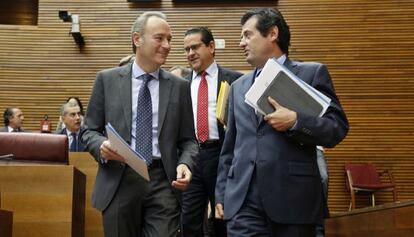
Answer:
[
  {"left": 186, "top": 65, "right": 243, "bottom": 144},
  {"left": 215, "top": 58, "right": 349, "bottom": 224},
  {"left": 82, "top": 63, "right": 199, "bottom": 211},
  {"left": 55, "top": 127, "right": 86, "bottom": 152},
  {"left": 0, "top": 127, "right": 28, "bottom": 132}
]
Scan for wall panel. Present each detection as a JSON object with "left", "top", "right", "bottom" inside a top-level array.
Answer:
[{"left": 1, "top": 0, "right": 413, "bottom": 219}]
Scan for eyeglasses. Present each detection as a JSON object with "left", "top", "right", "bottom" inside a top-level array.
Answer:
[{"left": 184, "top": 43, "right": 204, "bottom": 53}]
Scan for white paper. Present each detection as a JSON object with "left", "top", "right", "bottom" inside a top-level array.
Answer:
[
  {"left": 245, "top": 58, "right": 331, "bottom": 116},
  {"left": 106, "top": 123, "right": 150, "bottom": 181}
]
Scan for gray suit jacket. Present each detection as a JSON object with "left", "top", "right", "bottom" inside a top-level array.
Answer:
[
  {"left": 215, "top": 58, "right": 349, "bottom": 224},
  {"left": 82, "top": 63, "right": 199, "bottom": 211}
]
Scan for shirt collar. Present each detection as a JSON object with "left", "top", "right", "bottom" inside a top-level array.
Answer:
[
  {"left": 191, "top": 61, "right": 218, "bottom": 80},
  {"left": 65, "top": 129, "right": 78, "bottom": 137},
  {"left": 255, "top": 54, "right": 287, "bottom": 73},
  {"left": 132, "top": 61, "right": 160, "bottom": 80}
]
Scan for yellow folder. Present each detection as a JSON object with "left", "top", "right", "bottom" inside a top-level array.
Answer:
[{"left": 216, "top": 81, "right": 230, "bottom": 125}]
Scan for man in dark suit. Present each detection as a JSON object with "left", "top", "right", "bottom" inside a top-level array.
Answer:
[
  {"left": 55, "top": 102, "right": 86, "bottom": 152},
  {"left": 81, "top": 11, "right": 198, "bottom": 237},
  {"left": 181, "top": 27, "right": 242, "bottom": 237},
  {"left": 1, "top": 107, "right": 27, "bottom": 132},
  {"left": 215, "top": 8, "right": 349, "bottom": 237}
]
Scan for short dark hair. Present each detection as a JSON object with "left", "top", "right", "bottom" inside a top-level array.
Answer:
[
  {"left": 3, "top": 107, "right": 15, "bottom": 126},
  {"left": 184, "top": 27, "right": 215, "bottom": 47},
  {"left": 241, "top": 8, "right": 290, "bottom": 55},
  {"left": 66, "top": 97, "right": 85, "bottom": 116}
]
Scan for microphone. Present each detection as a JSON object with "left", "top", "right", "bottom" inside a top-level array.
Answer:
[{"left": 0, "top": 154, "right": 14, "bottom": 161}]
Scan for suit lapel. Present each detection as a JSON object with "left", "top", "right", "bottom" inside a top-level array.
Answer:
[
  {"left": 216, "top": 65, "right": 226, "bottom": 97},
  {"left": 240, "top": 72, "right": 259, "bottom": 127},
  {"left": 158, "top": 70, "right": 172, "bottom": 137},
  {"left": 284, "top": 58, "right": 300, "bottom": 76},
  {"left": 119, "top": 64, "right": 133, "bottom": 138}
]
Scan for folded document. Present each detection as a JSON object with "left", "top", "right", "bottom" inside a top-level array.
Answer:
[{"left": 106, "top": 123, "right": 150, "bottom": 181}]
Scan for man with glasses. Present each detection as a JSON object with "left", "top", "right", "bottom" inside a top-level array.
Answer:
[{"left": 181, "top": 27, "right": 242, "bottom": 237}]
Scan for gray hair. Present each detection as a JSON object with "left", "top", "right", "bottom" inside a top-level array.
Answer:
[
  {"left": 60, "top": 101, "right": 79, "bottom": 117},
  {"left": 131, "top": 11, "right": 167, "bottom": 53}
]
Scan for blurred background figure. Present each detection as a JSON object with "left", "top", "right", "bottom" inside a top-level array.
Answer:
[
  {"left": 169, "top": 65, "right": 191, "bottom": 78},
  {"left": 1, "top": 107, "right": 27, "bottom": 132},
  {"left": 118, "top": 54, "right": 135, "bottom": 67},
  {"left": 55, "top": 102, "right": 86, "bottom": 152},
  {"left": 56, "top": 97, "right": 85, "bottom": 131}
]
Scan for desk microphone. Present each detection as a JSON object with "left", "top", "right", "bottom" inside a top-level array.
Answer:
[{"left": 0, "top": 154, "right": 14, "bottom": 161}]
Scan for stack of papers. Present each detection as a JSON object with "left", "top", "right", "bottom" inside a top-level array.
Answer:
[
  {"left": 216, "top": 80, "right": 230, "bottom": 125},
  {"left": 245, "top": 58, "right": 331, "bottom": 116}
]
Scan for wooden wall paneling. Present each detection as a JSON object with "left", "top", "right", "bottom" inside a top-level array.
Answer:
[{"left": 0, "top": 0, "right": 414, "bottom": 214}]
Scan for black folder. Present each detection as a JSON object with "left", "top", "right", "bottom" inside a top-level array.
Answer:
[{"left": 257, "top": 70, "right": 323, "bottom": 116}]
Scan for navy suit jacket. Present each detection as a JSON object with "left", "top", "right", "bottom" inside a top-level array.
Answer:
[
  {"left": 56, "top": 127, "right": 86, "bottom": 152},
  {"left": 186, "top": 65, "right": 243, "bottom": 144},
  {"left": 215, "top": 59, "right": 349, "bottom": 224}
]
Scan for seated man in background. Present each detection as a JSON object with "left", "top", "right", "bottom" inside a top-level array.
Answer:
[
  {"left": 55, "top": 102, "right": 86, "bottom": 152},
  {"left": 55, "top": 96, "right": 85, "bottom": 131},
  {"left": 1, "top": 107, "right": 27, "bottom": 132}
]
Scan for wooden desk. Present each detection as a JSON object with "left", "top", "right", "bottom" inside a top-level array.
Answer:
[
  {"left": 0, "top": 165, "right": 85, "bottom": 237},
  {"left": 69, "top": 152, "right": 103, "bottom": 237},
  {"left": 326, "top": 200, "right": 414, "bottom": 237},
  {"left": 0, "top": 209, "right": 12, "bottom": 237}
]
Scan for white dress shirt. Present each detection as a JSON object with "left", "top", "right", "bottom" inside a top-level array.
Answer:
[{"left": 190, "top": 61, "right": 219, "bottom": 141}]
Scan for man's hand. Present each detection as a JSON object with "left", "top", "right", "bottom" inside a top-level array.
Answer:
[
  {"left": 215, "top": 203, "right": 224, "bottom": 220},
  {"left": 264, "top": 96, "right": 297, "bottom": 132},
  {"left": 172, "top": 164, "right": 192, "bottom": 191},
  {"left": 100, "top": 140, "right": 125, "bottom": 162}
]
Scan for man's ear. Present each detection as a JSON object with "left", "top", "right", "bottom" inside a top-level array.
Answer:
[
  {"left": 269, "top": 26, "right": 279, "bottom": 43},
  {"left": 208, "top": 40, "right": 215, "bottom": 54},
  {"left": 132, "top": 32, "right": 141, "bottom": 47}
]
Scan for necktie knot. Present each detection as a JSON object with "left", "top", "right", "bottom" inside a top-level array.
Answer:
[{"left": 141, "top": 74, "right": 152, "bottom": 85}]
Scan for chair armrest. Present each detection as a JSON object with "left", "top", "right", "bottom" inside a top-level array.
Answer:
[{"left": 379, "top": 169, "right": 396, "bottom": 186}]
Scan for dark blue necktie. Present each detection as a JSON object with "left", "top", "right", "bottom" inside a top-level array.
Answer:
[
  {"left": 70, "top": 133, "right": 77, "bottom": 151},
  {"left": 135, "top": 74, "right": 153, "bottom": 165}
]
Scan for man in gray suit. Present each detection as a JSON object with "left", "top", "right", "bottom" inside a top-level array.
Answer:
[
  {"left": 81, "top": 11, "right": 198, "bottom": 237},
  {"left": 181, "top": 27, "right": 242, "bottom": 237},
  {"left": 1, "top": 107, "right": 27, "bottom": 132},
  {"left": 215, "top": 8, "right": 349, "bottom": 237}
]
